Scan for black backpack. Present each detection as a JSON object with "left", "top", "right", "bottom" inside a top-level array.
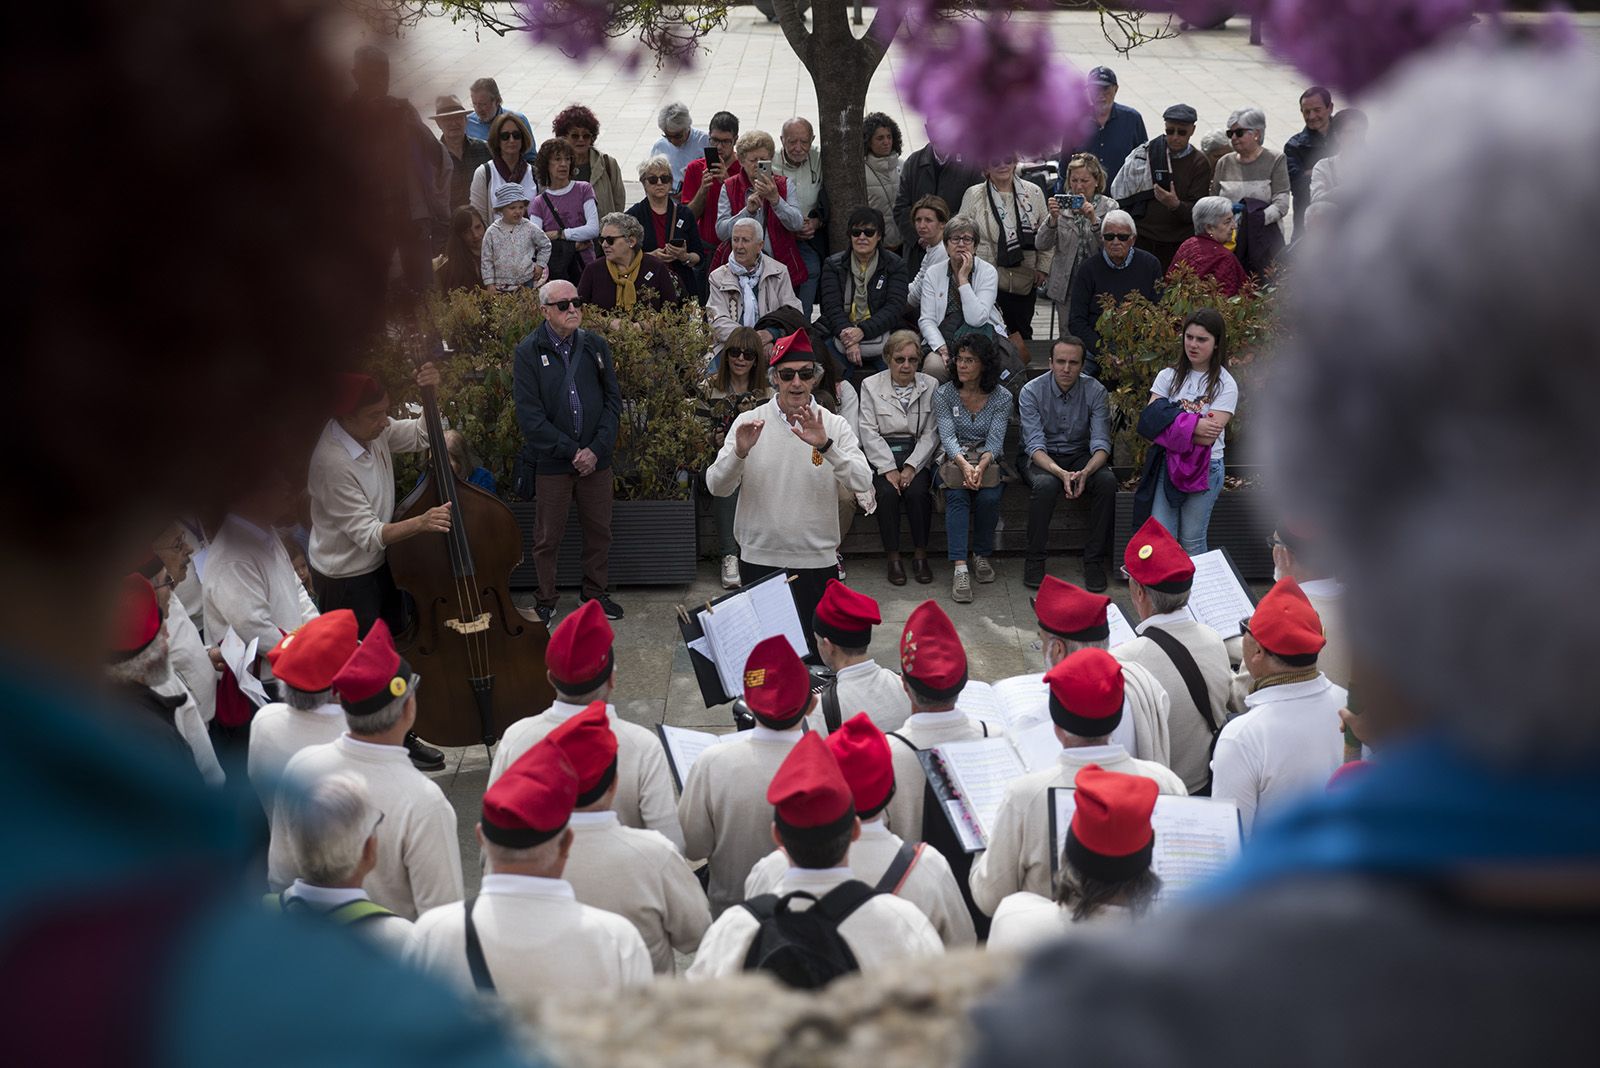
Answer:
[{"left": 739, "top": 880, "right": 877, "bottom": 989}]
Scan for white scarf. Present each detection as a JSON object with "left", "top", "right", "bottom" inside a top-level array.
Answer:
[{"left": 729, "top": 256, "right": 761, "bottom": 327}]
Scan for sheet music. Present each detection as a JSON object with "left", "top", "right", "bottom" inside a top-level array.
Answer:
[
  {"left": 954, "top": 680, "right": 1003, "bottom": 730},
  {"left": 992, "top": 675, "right": 1049, "bottom": 731},
  {"left": 935, "top": 738, "right": 1029, "bottom": 845},
  {"left": 1008, "top": 719, "right": 1062, "bottom": 773},
  {"left": 218, "top": 627, "right": 270, "bottom": 708},
  {"left": 1183, "top": 549, "right": 1256, "bottom": 638},
  {"left": 657, "top": 724, "right": 724, "bottom": 790},
  {"left": 697, "top": 573, "right": 808, "bottom": 698},
  {"left": 1106, "top": 603, "right": 1138, "bottom": 647},
  {"left": 1051, "top": 790, "right": 1242, "bottom": 901}
]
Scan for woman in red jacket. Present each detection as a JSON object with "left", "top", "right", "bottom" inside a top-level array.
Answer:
[{"left": 1166, "top": 195, "right": 1248, "bottom": 296}]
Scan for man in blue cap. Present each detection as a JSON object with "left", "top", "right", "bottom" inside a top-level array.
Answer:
[{"left": 1058, "top": 66, "right": 1148, "bottom": 190}]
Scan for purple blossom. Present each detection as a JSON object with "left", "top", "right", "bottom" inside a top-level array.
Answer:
[
  {"left": 896, "top": 17, "right": 1090, "bottom": 164},
  {"left": 1257, "top": 0, "right": 1496, "bottom": 96},
  {"left": 515, "top": 0, "right": 614, "bottom": 60}
]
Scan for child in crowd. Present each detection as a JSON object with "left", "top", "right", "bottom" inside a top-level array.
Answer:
[{"left": 480, "top": 184, "right": 551, "bottom": 291}]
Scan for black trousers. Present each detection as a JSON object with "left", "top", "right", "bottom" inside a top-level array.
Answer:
[
  {"left": 313, "top": 561, "right": 407, "bottom": 635},
  {"left": 873, "top": 468, "right": 934, "bottom": 552},
  {"left": 1024, "top": 451, "right": 1117, "bottom": 565},
  {"left": 739, "top": 558, "right": 835, "bottom": 660}
]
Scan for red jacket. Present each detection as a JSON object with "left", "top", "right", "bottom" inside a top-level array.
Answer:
[
  {"left": 1167, "top": 234, "right": 1247, "bottom": 296},
  {"left": 678, "top": 157, "right": 724, "bottom": 248},
  {"left": 711, "top": 170, "right": 808, "bottom": 289}
]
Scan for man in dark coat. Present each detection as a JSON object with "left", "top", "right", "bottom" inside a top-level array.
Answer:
[
  {"left": 893, "top": 131, "right": 983, "bottom": 255},
  {"left": 514, "top": 280, "right": 625, "bottom": 623},
  {"left": 1065, "top": 210, "right": 1162, "bottom": 380}
]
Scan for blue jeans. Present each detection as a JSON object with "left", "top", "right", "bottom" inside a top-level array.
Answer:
[
  {"left": 1150, "top": 455, "right": 1225, "bottom": 556},
  {"left": 944, "top": 483, "right": 1003, "bottom": 561},
  {"left": 795, "top": 243, "right": 821, "bottom": 319}
]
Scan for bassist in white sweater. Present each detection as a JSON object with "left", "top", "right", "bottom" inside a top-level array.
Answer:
[{"left": 706, "top": 328, "right": 871, "bottom": 657}]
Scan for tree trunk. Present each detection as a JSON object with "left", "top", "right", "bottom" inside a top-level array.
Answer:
[{"left": 773, "top": 0, "right": 898, "bottom": 250}]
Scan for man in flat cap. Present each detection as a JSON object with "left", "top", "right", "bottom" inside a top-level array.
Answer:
[
  {"left": 1211, "top": 579, "right": 1346, "bottom": 836},
  {"left": 410, "top": 737, "right": 651, "bottom": 1004},
  {"left": 1118, "top": 103, "right": 1214, "bottom": 271}
]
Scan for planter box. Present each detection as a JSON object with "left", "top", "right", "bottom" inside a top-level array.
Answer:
[
  {"left": 1114, "top": 487, "right": 1274, "bottom": 580},
  {"left": 508, "top": 495, "right": 698, "bottom": 589}
]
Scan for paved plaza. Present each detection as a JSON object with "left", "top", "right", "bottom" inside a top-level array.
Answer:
[{"left": 368, "top": 7, "right": 1597, "bottom": 885}]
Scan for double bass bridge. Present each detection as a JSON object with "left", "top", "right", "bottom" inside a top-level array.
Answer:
[{"left": 444, "top": 612, "right": 493, "bottom": 635}]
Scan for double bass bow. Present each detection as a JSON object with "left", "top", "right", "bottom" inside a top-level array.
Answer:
[{"left": 387, "top": 332, "right": 554, "bottom": 754}]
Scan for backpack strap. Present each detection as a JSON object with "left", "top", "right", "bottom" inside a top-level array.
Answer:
[
  {"left": 980, "top": 720, "right": 990, "bottom": 738},
  {"left": 325, "top": 899, "right": 397, "bottom": 926},
  {"left": 821, "top": 678, "right": 843, "bottom": 734},
  {"left": 810, "top": 880, "right": 879, "bottom": 928},
  {"left": 874, "top": 841, "right": 925, "bottom": 895},
  {"left": 462, "top": 896, "right": 497, "bottom": 994},
  {"left": 1142, "top": 625, "right": 1220, "bottom": 792},
  {"left": 887, "top": 731, "right": 919, "bottom": 754}
]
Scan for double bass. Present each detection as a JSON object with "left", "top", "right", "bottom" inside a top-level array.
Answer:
[{"left": 387, "top": 335, "right": 554, "bottom": 751}]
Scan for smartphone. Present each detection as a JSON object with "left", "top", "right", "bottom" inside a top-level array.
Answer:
[
  {"left": 669, "top": 238, "right": 686, "bottom": 249},
  {"left": 756, "top": 159, "right": 772, "bottom": 175},
  {"left": 1152, "top": 169, "right": 1172, "bottom": 188},
  {"left": 704, "top": 146, "right": 719, "bottom": 166}
]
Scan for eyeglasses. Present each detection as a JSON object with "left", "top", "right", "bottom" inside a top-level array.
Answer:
[
  {"left": 498, "top": 130, "right": 522, "bottom": 141},
  {"left": 775, "top": 367, "right": 817, "bottom": 382},
  {"left": 724, "top": 348, "right": 756, "bottom": 361},
  {"left": 1226, "top": 128, "right": 1251, "bottom": 138},
  {"left": 598, "top": 234, "right": 625, "bottom": 245},
  {"left": 1238, "top": 618, "right": 1253, "bottom": 637},
  {"left": 709, "top": 135, "right": 735, "bottom": 146},
  {"left": 642, "top": 174, "right": 672, "bottom": 185},
  {"left": 849, "top": 228, "right": 878, "bottom": 238},
  {"left": 946, "top": 234, "right": 975, "bottom": 245},
  {"left": 1266, "top": 535, "right": 1287, "bottom": 550},
  {"left": 543, "top": 298, "right": 582, "bottom": 311},
  {"left": 1102, "top": 232, "right": 1133, "bottom": 242},
  {"left": 1164, "top": 126, "right": 1192, "bottom": 136},
  {"left": 564, "top": 130, "right": 594, "bottom": 141}
]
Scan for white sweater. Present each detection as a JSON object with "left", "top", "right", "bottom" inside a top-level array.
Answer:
[
  {"left": 307, "top": 418, "right": 429, "bottom": 579},
  {"left": 705, "top": 396, "right": 872, "bottom": 569},
  {"left": 479, "top": 215, "right": 551, "bottom": 289},
  {"left": 201, "top": 515, "right": 318, "bottom": 670}
]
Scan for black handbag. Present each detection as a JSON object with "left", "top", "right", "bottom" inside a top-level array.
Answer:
[{"left": 540, "top": 192, "right": 584, "bottom": 284}]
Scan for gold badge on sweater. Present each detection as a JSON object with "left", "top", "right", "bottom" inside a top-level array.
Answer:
[{"left": 811, "top": 448, "right": 823, "bottom": 466}]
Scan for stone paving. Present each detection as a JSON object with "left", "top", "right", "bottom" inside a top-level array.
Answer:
[{"left": 363, "top": 7, "right": 1598, "bottom": 886}]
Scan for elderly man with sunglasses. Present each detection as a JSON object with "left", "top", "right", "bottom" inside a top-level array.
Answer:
[
  {"left": 513, "top": 280, "right": 625, "bottom": 624},
  {"left": 1065, "top": 210, "right": 1163, "bottom": 381},
  {"left": 706, "top": 329, "right": 872, "bottom": 658}
]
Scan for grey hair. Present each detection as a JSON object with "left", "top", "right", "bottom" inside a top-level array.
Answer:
[
  {"left": 943, "top": 214, "right": 978, "bottom": 245},
  {"left": 657, "top": 100, "right": 691, "bottom": 133},
  {"left": 107, "top": 632, "right": 168, "bottom": 686},
  {"left": 637, "top": 152, "right": 673, "bottom": 180},
  {"left": 1263, "top": 49, "right": 1600, "bottom": 759},
  {"left": 1129, "top": 576, "right": 1189, "bottom": 616},
  {"left": 1191, "top": 196, "right": 1236, "bottom": 236},
  {"left": 1043, "top": 634, "right": 1110, "bottom": 666},
  {"left": 537, "top": 278, "right": 577, "bottom": 305},
  {"left": 1100, "top": 209, "right": 1137, "bottom": 238},
  {"left": 284, "top": 686, "right": 334, "bottom": 711},
  {"left": 483, "top": 832, "right": 565, "bottom": 874},
  {"left": 601, "top": 211, "right": 643, "bottom": 245},
  {"left": 284, "top": 773, "right": 376, "bottom": 886},
  {"left": 345, "top": 677, "right": 416, "bottom": 737},
  {"left": 1200, "top": 129, "right": 1231, "bottom": 156},
  {"left": 1226, "top": 107, "right": 1266, "bottom": 134},
  {"left": 731, "top": 216, "right": 765, "bottom": 242}
]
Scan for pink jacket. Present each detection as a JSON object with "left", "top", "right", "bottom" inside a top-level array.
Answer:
[{"left": 1154, "top": 411, "right": 1213, "bottom": 493}]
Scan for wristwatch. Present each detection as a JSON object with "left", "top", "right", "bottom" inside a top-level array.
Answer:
[{"left": 816, "top": 437, "right": 834, "bottom": 456}]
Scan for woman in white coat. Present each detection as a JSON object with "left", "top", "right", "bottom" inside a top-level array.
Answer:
[{"left": 915, "top": 215, "right": 1006, "bottom": 382}]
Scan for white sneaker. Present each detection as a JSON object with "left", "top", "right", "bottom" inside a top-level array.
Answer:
[
  {"left": 720, "top": 555, "right": 741, "bottom": 589},
  {"left": 952, "top": 568, "right": 973, "bottom": 604}
]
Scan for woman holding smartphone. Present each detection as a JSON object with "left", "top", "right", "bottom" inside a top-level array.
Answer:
[
  {"left": 627, "top": 153, "right": 703, "bottom": 299},
  {"left": 1037, "top": 152, "right": 1120, "bottom": 334},
  {"left": 713, "top": 129, "right": 809, "bottom": 292}
]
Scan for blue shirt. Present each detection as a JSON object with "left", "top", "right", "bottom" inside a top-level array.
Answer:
[
  {"left": 549, "top": 329, "right": 584, "bottom": 433},
  {"left": 649, "top": 129, "right": 711, "bottom": 190},
  {"left": 467, "top": 106, "right": 539, "bottom": 163},
  {"left": 1061, "top": 102, "right": 1149, "bottom": 188},
  {"left": 1019, "top": 371, "right": 1112, "bottom": 459}
]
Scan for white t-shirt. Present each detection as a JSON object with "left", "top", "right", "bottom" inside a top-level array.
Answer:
[{"left": 1150, "top": 367, "right": 1239, "bottom": 460}]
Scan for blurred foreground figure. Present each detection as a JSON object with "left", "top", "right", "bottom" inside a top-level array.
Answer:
[
  {"left": 0, "top": 2, "right": 529, "bottom": 1064},
  {"left": 970, "top": 48, "right": 1600, "bottom": 1068}
]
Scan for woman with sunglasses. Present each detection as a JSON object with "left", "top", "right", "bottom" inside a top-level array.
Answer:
[
  {"left": 468, "top": 111, "right": 539, "bottom": 227},
  {"left": 858, "top": 330, "right": 939, "bottom": 585},
  {"left": 695, "top": 327, "right": 772, "bottom": 588},
  {"left": 916, "top": 215, "right": 1008, "bottom": 383},
  {"left": 935, "top": 332, "right": 1013, "bottom": 604},
  {"left": 627, "top": 154, "right": 703, "bottom": 300},
  {"left": 578, "top": 213, "right": 680, "bottom": 311},
  {"left": 1210, "top": 107, "right": 1290, "bottom": 269},
  {"left": 817, "top": 206, "right": 909, "bottom": 383}
]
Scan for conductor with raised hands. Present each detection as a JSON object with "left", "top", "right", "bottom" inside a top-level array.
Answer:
[{"left": 706, "top": 328, "right": 871, "bottom": 657}]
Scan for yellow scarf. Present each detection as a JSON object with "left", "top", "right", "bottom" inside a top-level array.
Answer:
[{"left": 607, "top": 252, "right": 642, "bottom": 309}]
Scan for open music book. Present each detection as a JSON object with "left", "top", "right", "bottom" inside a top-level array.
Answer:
[
  {"left": 1174, "top": 548, "right": 1257, "bottom": 639},
  {"left": 656, "top": 724, "right": 727, "bottom": 792},
  {"left": 1048, "top": 789, "right": 1243, "bottom": 900},
  {"left": 917, "top": 737, "right": 1037, "bottom": 852},
  {"left": 695, "top": 571, "right": 808, "bottom": 700}
]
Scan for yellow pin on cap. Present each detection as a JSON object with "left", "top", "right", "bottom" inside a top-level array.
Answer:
[
  {"left": 1138, "top": 544, "right": 1154, "bottom": 560},
  {"left": 389, "top": 677, "right": 408, "bottom": 698},
  {"left": 744, "top": 668, "right": 767, "bottom": 687}
]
